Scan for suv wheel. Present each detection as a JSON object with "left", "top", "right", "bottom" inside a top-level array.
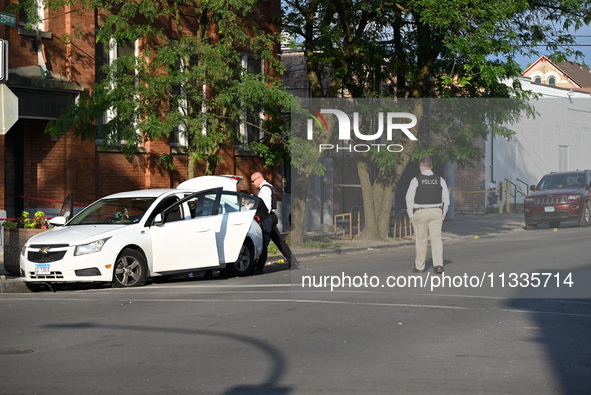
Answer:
[
  {"left": 525, "top": 221, "right": 537, "bottom": 230},
  {"left": 579, "top": 202, "right": 591, "bottom": 227}
]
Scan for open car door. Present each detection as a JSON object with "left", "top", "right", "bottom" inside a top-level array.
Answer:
[
  {"left": 214, "top": 191, "right": 259, "bottom": 264},
  {"left": 149, "top": 188, "right": 222, "bottom": 273}
]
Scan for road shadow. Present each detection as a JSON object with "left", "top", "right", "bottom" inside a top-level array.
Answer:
[
  {"left": 507, "top": 264, "right": 591, "bottom": 394},
  {"left": 41, "top": 322, "right": 291, "bottom": 394}
]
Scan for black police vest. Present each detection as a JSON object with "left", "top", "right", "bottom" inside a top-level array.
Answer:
[{"left": 415, "top": 174, "right": 443, "bottom": 205}]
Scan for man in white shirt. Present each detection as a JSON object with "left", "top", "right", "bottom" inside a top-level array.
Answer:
[
  {"left": 251, "top": 172, "right": 274, "bottom": 274},
  {"left": 251, "top": 172, "right": 299, "bottom": 273},
  {"left": 405, "top": 158, "right": 450, "bottom": 274}
]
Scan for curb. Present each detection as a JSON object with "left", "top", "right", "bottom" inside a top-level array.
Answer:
[{"left": 0, "top": 275, "right": 30, "bottom": 293}]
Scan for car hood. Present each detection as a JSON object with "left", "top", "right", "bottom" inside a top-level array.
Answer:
[
  {"left": 528, "top": 187, "right": 582, "bottom": 197},
  {"left": 26, "top": 224, "right": 130, "bottom": 246}
]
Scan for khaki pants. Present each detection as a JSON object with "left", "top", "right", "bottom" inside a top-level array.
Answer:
[{"left": 412, "top": 208, "right": 443, "bottom": 270}]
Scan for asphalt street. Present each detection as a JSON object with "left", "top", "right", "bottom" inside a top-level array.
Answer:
[{"left": 1, "top": 218, "right": 590, "bottom": 394}]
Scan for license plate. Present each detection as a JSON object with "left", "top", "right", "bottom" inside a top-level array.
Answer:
[
  {"left": 34, "top": 264, "right": 51, "bottom": 275},
  {"left": 544, "top": 206, "right": 555, "bottom": 213}
]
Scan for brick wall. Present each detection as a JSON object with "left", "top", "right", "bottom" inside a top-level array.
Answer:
[{"left": 453, "top": 159, "right": 487, "bottom": 213}]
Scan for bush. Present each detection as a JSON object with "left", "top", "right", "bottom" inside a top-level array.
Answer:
[{"left": 1, "top": 211, "right": 50, "bottom": 229}]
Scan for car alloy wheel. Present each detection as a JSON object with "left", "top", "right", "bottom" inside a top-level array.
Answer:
[
  {"left": 112, "top": 248, "right": 148, "bottom": 287},
  {"left": 226, "top": 241, "right": 254, "bottom": 277}
]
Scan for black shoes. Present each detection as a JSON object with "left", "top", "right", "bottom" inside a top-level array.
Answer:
[{"left": 413, "top": 266, "right": 443, "bottom": 273}]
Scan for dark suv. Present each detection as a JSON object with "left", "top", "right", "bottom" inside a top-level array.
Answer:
[{"left": 523, "top": 170, "right": 591, "bottom": 229}]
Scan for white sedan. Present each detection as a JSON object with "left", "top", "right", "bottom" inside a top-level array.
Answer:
[{"left": 20, "top": 176, "right": 263, "bottom": 288}]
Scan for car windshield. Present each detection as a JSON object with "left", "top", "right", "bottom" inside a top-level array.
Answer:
[
  {"left": 537, "top": 174, "right": 584, "bottom": 190},
  {"left": 69, "top": 197, "right": 156, "bottom": 225}
]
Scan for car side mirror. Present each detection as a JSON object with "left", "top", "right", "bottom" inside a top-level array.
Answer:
[
  {"left": 153, "top": 213, "right": 164, "bottom": 226},
  {"left": 529, "top": 185, "right": 536, "bottom": 191},
  {"left": 49, "top": 216, "right": 67, "bottom": 227}
]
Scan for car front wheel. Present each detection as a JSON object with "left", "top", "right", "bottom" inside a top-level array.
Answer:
[
  {"left": 579, "top": 202, "right": 591, "bottom": 227},
  {"left": 226, "top": 241, "right": 254, "bottom": 277},
  {"left": 112, "top": 248, "right": 148, "bottom": 288}
]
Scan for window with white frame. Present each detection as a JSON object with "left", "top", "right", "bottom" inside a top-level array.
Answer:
[
  {"left": 170, "top": 58, "right": 189, "bottom": 149},
  {"left": 95, "top": 38, "right": 139, "bottom": 146},
  {"left": 19, "top": 0, "right": 45, "bottom": 31},
  {"left": 236, "top": 53, "right": 264, "bottom": 148}
]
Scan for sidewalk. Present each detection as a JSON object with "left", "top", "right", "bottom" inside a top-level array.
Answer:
[
  {"left": 287, "top": 212, "right": 526, "bottom": 260},
  {"left": 0, "top": 213, "right": 526, "bottom": 293}
]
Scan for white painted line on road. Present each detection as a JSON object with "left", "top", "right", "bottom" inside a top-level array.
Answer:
[
  {"left": 2, "top": 293, "right": 589, "bottom": 317},
  {"left": 126, "top": 298, "right": 591, "bottom": 318}
]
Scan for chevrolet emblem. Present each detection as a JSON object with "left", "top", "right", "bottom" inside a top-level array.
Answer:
[{"left": 39, "top": 247, "right": 50, "bottom": 254}]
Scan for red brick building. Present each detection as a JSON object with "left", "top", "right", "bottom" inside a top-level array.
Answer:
[{"left": 1, "top": 1, "right": 283, "bottom": 218}]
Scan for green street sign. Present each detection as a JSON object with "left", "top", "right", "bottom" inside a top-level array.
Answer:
[{"left": 0, "top": 12, "right": 17, "bottom": 27}]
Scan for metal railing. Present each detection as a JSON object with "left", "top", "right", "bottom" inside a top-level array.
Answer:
[{"left": 501, "top": 178, "right": 529, "bottom": 213}]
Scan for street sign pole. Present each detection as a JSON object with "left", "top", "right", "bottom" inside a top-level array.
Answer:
[{"left": 0, "top": 38, "right": 8, "bottom": 82}]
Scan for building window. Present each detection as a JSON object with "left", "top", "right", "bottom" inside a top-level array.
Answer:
[
  {"left": 95, "top": 38, "right": 139, "bottom": 147},
  {"left": 534, "top": 76, "right": 542, "bottom": 84},
  {"left": 19, "top": 0, "right": 45, "bottom": 31},
  {"left": 548, "top": 76, "right": 556, "bottom": 85},
  {"left": 170, "top": 58, "right": 189, "bottom": 149},
  {"left": 236, "top": 53, "right": 264, "bottom": 148},
  {"left": 170, "top": 126, "right": 188, "bottom": 148}
]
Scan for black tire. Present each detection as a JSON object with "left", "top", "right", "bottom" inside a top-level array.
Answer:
[
  {"left": 26, "top": 283, "right": 50, "bottom": 293},
  {"left": 579, "top": 202, "right": 591, "bottom": 227},
  {"left": 226, "top": 241, "right": 254, "bottom": 277},
  {"left": 151, "top": 275, "right": 172, "bottom": 283},
  {"left": 549, "top": 221, "right": 561, "bottom": 229},
  {"left": 112, "top": 248, "right": 148, "bottom": 288},
  {"left": 525, "top": 222, "right": 537, "bottom": 230}
]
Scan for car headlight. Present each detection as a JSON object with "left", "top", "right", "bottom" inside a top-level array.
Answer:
[
  {"left": 74, "top": 238, "right": 110, "bottom": 256},
  {"left": 567, "top": 195, "right": 581, "bottom": 201},
  {"left": 524, "top": 197, "right": 534, "bottom": 204}
]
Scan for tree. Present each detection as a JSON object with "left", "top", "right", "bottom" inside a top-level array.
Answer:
[
  {"left": 284, "top": 0, "right": 591, "bottom": 242},
  {"left": 20, "top": 0, "right": 292, "bottom": 177}
]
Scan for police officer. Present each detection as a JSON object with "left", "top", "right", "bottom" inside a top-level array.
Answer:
[
  {"left": 250, "top": 172, "right": 299, "bottom": 273},
  {"left": 250, "top": 172, "right": 274, "bottom": 274},
  {"left": 405, "top": 158, "right": 450, "bottom": 274}
]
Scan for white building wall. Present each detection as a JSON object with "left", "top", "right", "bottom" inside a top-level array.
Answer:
[{"left": 489, "top": 78, "right": 591, "bottom": 204}]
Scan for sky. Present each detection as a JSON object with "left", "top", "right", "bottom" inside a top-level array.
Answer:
[{"left": 513, "top": 25, "right": 591, "bottom": 69}]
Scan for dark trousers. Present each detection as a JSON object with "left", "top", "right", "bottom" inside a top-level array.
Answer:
[
  {"left": 254, "top": 216, "right": 273, "bottom": 273},
  {"left": 271, "top": 225, "right": 295, "bottom": 265}
]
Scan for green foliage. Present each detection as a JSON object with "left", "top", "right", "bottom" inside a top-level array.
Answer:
[
  {"left": 40, "top": 0, "right": 293, "bottom": 174},
  {"left": 284, "top": 0, "right": 591, "bottom": 241},
  {"left": 284, "top": 0, "right": 591, "bottom": 165}
]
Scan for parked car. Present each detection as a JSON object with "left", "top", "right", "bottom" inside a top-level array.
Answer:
[
  {"left": 20, "top": 176, "right": 263, "bottom": 288},
  {"left": 523, "top": 170, "right": 591, "bottom": 229}
]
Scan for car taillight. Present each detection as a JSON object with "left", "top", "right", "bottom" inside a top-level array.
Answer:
[{"left": 254, "top": 215, "right": 261, "bottom": 223}]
